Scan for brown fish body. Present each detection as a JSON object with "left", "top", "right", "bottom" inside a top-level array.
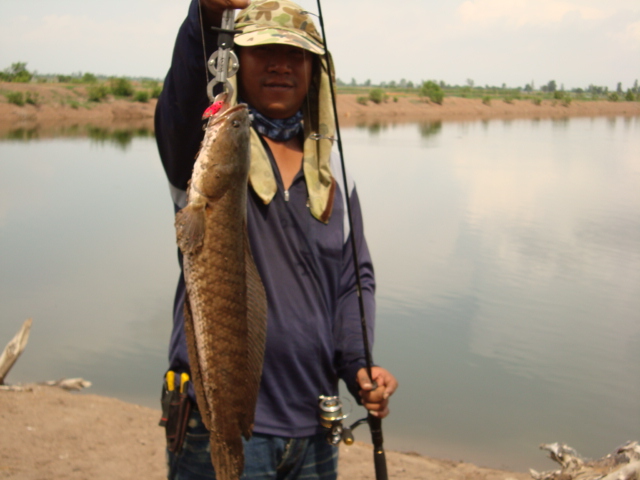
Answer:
[{"left": 175, "top": 104, "right": 267, "bottom": 480}]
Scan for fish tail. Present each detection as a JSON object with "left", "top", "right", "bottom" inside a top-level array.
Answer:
[{"left": 209, "top": 429, "right": 244, "bottom": 480}]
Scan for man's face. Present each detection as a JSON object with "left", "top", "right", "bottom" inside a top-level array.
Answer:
[{"left": 238, "top": 44, "right": 313, "bottom": 119}]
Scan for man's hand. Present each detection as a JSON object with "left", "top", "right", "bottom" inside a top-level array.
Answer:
[
  {"left": 356, "top": 366, "right": 398, "bottom": 419},
  {"left": 199, "top": 0, "right": 251, "bottom": 26}
]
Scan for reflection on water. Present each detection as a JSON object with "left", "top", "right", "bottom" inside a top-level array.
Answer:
[
  {"left": 356, "top": 121, "right": 388, "bottom": 135},
  {"left": 1, "top": 116, "right": 639, "bottom": 471},
  {"left": 340, "top": 115, "right": 640, "bottom": 470},
  {"left": 1, "top": 123, "right": 155, "bottom": 150},
  {"left": 86, "top": 126, "right": 154, "bottom": 150},
  {"left": 418, "top": 121, "right": 442, "bottom": 138}
]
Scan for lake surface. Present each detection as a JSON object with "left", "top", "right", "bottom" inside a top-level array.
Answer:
[{"left": 1, "top": 116, "right": 638, "bottom": 472}]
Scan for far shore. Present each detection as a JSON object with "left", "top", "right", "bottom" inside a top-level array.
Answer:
[{"left": 1, "top": 81, "right": 639, "bottom": 136}]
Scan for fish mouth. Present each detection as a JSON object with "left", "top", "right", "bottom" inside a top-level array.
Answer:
[{"left": 210, "top": 103, "right": 248, "bottom": 126}]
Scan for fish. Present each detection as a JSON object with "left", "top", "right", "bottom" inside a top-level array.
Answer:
[{"left": 175, "top": 97, "right": 267, "bottom": 480}]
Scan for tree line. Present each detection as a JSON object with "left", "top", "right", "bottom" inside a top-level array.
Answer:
[
  {"left": 337, "top": 76, "right": 640, "bottom": 102},
  {"left": 3, "top": 62, "right": 639, "bottom": 103}
]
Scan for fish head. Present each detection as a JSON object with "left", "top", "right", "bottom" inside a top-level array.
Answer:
[{"left": 193, "top": 103, "right": 251, "bottom": 200}]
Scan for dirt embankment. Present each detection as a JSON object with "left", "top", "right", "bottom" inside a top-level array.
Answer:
[
  {"left": 0, "top": 386, "right": 529, "bottom": 480},
  {"left": 1, "top": 82, "right": 639, "bottom": 137}
]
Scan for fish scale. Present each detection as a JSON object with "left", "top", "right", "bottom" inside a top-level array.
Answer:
[{"left": 176, "top": 102, "right": 267, "bottom": 480}]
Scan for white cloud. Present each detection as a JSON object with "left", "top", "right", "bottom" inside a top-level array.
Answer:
[
  {"left": 0, "top": 2, "right": 185, "bottom": 77},
  {"left": 458, "top": 0, "right": 607, "bottom": 27},
  {"left": 614, "top": 19, "right": 640, "bottom": 48}
]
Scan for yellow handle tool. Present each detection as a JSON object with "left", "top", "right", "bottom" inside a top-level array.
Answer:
[
  {"left": 180, "top": 373, "right": 190, "bottom": 393},
  {"left": 165, "top": 370, "right": 175, "bottom": 392}
]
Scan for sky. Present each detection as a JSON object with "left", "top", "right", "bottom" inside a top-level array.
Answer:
[{"left": 1, "top": 0, "right": 639, "bottom": 90}]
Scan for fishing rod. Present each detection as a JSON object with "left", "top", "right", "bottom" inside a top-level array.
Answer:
[{"left": 313, "top": 2, "right": 389, "bottom": 480}]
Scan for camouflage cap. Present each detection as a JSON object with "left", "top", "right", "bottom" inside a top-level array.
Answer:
[{"left": 234, "top": 0, "right": 325, "bottom": 55}]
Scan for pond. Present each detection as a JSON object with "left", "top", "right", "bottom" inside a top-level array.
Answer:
[{"left": 1, "top": 116, "right": 638, "bottom": 471}]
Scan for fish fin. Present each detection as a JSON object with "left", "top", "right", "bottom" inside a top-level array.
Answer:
[
  {"left": 175, "top": 204, "right": 206, "bottom": 255},
  {"left": 209, "top": 434, "right": 244, "bottom": 480},
  {"left": 183, "top": 297, "right": 213, "bottom": 432},
  {"left": 239, "top": 230, "right": 268, "bottom": 439}
]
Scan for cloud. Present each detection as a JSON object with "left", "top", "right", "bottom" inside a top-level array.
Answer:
[
  {"left": 614, "top": 19, "right": 640, "bottom": 48},
  {"left": 0, "top": 3, "right": 185, "bottom": 77},
  {"left": 458, "top": 0, "right": 607, "bottom": 27}
]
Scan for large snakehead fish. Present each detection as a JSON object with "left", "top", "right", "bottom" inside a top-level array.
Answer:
[{"left": 175, "top": 99, "right": 267, "bottom": 480}]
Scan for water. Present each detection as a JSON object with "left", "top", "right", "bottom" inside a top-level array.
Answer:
[{"left": 1, "top": 117, "right": 639, "bottom": 472}]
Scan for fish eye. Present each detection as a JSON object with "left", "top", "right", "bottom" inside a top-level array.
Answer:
[{"left": 232, "top": 120, "right": 240, "bottom": 128}]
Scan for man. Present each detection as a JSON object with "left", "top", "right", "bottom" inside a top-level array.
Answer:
[{"left": 155, "top": 1, "right": 398, "bottom": 478}]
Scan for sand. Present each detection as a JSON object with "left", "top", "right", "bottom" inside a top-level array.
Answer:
[{"left": 0, "top": 385, "right": 529, "bottom": 480}]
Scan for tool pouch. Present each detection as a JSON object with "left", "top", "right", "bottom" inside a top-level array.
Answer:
[{"left": 160, "top": 381, "right": 192, "bottom": 453}]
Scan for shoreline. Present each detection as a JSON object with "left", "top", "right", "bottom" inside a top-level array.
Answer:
[
  {"left": 0, "top": 385, "right": 530, "bottom": 480},
  {"left": 1, "top": 82, "right": 639, "bottom": 136}
]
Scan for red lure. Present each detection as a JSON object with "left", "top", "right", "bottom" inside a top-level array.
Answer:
[{"left": 202, "top": 101, "right": 224, "bottom": 120}]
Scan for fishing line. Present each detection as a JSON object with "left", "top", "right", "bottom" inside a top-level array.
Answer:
[
  {"left": 197, "top": 0, "right": 211, "bottom": 85},
  {"left": 312, "top": 2, "right": 389, "bottom": 479}
]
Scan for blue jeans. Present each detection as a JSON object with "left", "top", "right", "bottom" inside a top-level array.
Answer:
[{"left": 167, "top": 409, "right": 338, "bottom": 480}]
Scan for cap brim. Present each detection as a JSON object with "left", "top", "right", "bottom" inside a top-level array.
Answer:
[{"left": 235, "top": 28, "right": 325, "bottom": 55}]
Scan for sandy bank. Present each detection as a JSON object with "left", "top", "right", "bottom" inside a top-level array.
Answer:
[
  {"left": 1, "top": 82, "right": 638, "bottom": 136},
  {"left": 0, "top": 386, "right": 529, "bottom": 480}
]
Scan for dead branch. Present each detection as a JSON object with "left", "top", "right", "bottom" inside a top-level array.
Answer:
[{"left": 0, "top": 318, "right": 33, "bottom": 384}]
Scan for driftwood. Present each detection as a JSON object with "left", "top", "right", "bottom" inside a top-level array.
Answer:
[
  {"left": 39, "top": 378, "right": 93, "bottom": 391},
  {"left": 0, "top": 378, "right": 92, "bottom": 392},
  {"left": 530, "top": 441, "right": 640, "bottom": 480},
  {"left": 0, "top": 319, "right": 92, "bottom": 392},
  {"left": 0, "top": 318, "right": 32, "bottom": 384}
]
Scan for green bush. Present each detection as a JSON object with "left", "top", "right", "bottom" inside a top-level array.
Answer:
[
  {"left": 82, "top": 73, "right": 98, "bottom": 84},
  {"left": 608, "top": 92, "right": 619, "bottom": 102},
  {"left": 151, "top": 83, "right": 163, "bottom": 99},
  {"left": 503, "top": 96, "right": 514, "bottom": 104},
  {"left": 368, "top": 88, "right": 386, "bottom": 104},
  {"left": 25, "top": 92, "right": 39, "bottom": 105},
  {"left": 482, "top": 95, "right": 491, "bottom": 106},
  {"left": 4, "top": 91, "right": 25, "bottom": 106},
  {"left": 553, "top": 91, "right": 564, "bottom": 100},
  {"left": 134, "top": 90, "right": 150, "bottom": 103},
  {"left": 625, "top": 90, "right": 635, "bottom": 101},
  {"left": 57, "top": 75, "right": 72, "bottom": 83},
  {"left": 87, "top": 84, "right": 109, "bottom": 102},
  {"left": 393, "top": 96, "right": 398, "bottom": 103},
  {"left": 356, "top": 96, "right": 368, "bottom": 105},
  {"left": 109, "top": 77, "right": 134, "bottom": 97},
  {"left": 2, "top": 62, "right": 33, "bottom": 83},
  {"left": 420, "top": 81, "right": 444, "bottom": 105},
  {"left": 561, "top": 96, "right": 572, "bottom": 107},
  {"left": 532, "top": 97, "right": 542, "bottom": 106}
]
